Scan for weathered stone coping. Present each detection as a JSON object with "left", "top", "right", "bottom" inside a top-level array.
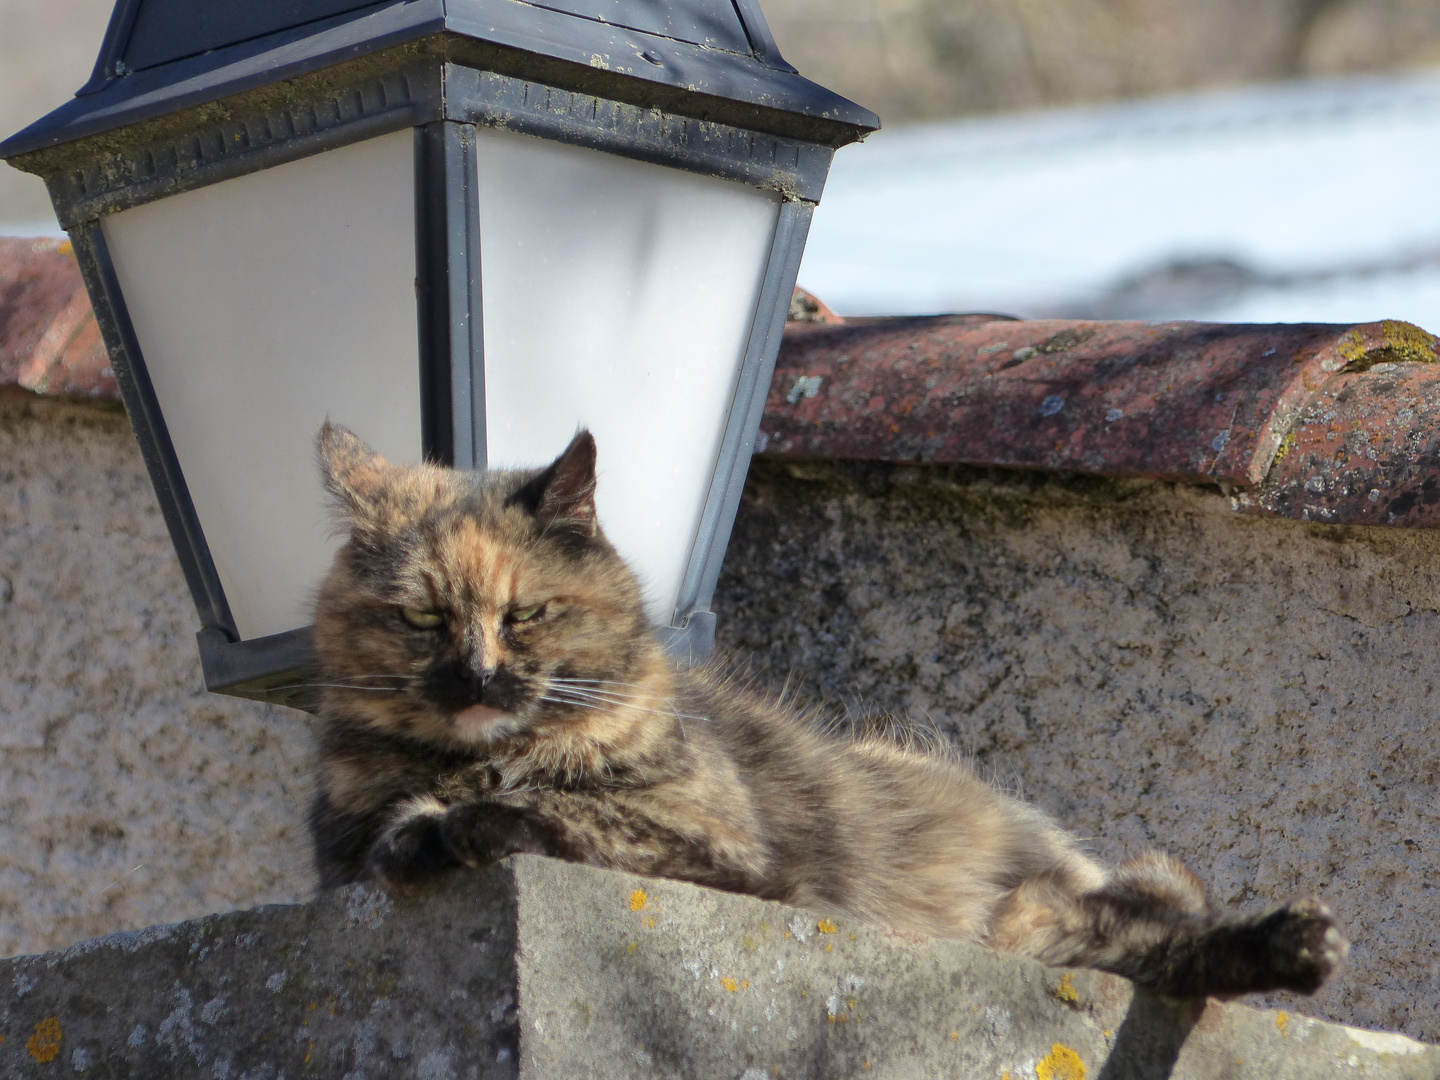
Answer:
[{"left": 0, "top": 856, "right": 1433, "bottom": 1078}]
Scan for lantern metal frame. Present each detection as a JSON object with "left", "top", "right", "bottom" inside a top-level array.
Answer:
[{"left": 2, "top": 0, "right": 877, "bottom": 711}]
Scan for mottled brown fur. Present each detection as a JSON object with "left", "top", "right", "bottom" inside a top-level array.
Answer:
[{"left": 309, "top": 424, "right": 1346, "bottom": 999}]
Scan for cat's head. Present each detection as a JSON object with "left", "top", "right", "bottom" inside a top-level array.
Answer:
[{"left": 312, "top": 423, "right": 666, "bottom": 750}]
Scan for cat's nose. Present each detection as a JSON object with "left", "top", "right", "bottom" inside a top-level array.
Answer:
[{"left": 468, "top": 665, "right": 497, "bottom": 694}]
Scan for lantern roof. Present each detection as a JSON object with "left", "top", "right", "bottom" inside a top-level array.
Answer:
[{"left": 0, "top": 0, "right": 878, "bottom": 162}]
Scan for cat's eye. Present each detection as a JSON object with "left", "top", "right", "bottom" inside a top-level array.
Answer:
[
  {"left": 508, "top": 604, "right": 546, "bottom": 624},
  {"left": 400, "top": 606, "right": 445, "bottom": 629}
]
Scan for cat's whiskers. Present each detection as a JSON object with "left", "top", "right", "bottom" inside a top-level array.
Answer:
[
  {"left": 541, "top": 688, "right": 709, "bottom": 724},
  {"left": 543, "top": 681, "right": 678, "bottom": 709},
  {"left": 543, "top": 680, "right": 710, "bottom": 735},
  {"left": 549, "top": 678, "right": 657, "bottom": 689}
]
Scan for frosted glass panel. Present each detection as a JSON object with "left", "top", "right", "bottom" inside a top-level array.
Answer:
[
  {"left": 103, "top": 130, "right": 421, "bottom": 640},
  {"left": 477, "top": 129, "right": 781, "bottom": 625}
]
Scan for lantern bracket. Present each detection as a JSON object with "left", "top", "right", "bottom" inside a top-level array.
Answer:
[{"left": 196, "top": 627, "right": 320, "bottom": 711}]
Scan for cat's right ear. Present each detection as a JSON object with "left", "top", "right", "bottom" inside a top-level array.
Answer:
[{"left": 317, "top": 422, "right": 393, "bottom": 525}]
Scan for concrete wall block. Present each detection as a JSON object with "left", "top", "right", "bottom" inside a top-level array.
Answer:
[
  {"left": 715, "top": 460, "right": 1440, "bottom": 1041},
  {"left": 0, "top": 391, "right": 317, "bottom": 956},
  {"left": 0, "top": 857, "right": 1434, "bottom": 1078}
]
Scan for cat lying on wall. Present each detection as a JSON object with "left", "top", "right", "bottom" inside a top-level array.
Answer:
[{"left": 307, "top": 423, "right": 1346, "bottom": 999}]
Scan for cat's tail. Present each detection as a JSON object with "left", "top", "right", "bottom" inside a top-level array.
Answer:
[{"left": 989, "top": 852, "right": 1349, "bottom": 998}]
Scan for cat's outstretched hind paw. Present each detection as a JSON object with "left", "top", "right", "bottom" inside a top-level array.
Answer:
[
  {"left": 1253, "top": 897, "right": 1349, "bottom": 995},
  {"left": 1163, "top": 896, "right": 1349, "bottom": 998},
  {"left": 1125, "top": 896, "right": 1349, "bottom": 999}
]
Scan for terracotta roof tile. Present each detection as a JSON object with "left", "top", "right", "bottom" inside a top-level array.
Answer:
[
  {"left": 0, "top": 237, "right": 114, "bottom": 398},
  {"left": 762, "top": 308, "right": 1440, "bottom": 527},
  {"left": 1240, "top": 359, "right": 1440, "bottom": 527}
]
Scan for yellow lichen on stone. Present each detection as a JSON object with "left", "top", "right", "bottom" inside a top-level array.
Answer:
[
  {"left": 1276, "top": 1010, "right": 1289, "bottom": 1036},
  {"left": 1271, "top": 428, "right": 1297, "bottom": 466},
  {"left": 1055, "top": 972, "right": 1080, "bottom": 1003},
  {"left": 721, "top": 977, "right": 739, "bottom": 993},
  {"left": 26, "top": 1016, "right": 62, "bottom": 1063},
  {"left": 630, "top": 889, "right": 648, "bottom": 912},
  {"left": 626, "top": 942, "right": 639, "bottom": 955},
  {"left": 817, "top": 919, "right": 838, "bottom": 934},
  {"left": 1336, "top": 321, "right": 1438, "bottom": 372},
  {"left": 1036, "top": 1043, "right": 1086, "bottom": 1080},
  {"left": 1381, "top": 320, "right": 1438, "bottom": 364},
  {"left": 949, "top": 1030, "right": 959, "bottom": 1041},
  {"left": 1338, "top": 329, "right": 1369, "bottom": 365}
]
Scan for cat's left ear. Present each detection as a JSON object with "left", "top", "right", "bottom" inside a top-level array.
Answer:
[
  {"left": 317, "top": 422, "right": 394, "bottom": 523},
  {"left": 510, "top": 430, "right": 598, "bottom": 537}
]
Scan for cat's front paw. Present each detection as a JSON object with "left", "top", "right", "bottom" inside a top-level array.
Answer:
[
  {"left": 438, "top": 801, "right": 565, "bottom": 867},
  {"left": 365, "top": 806, "right": 458, "bottom": 893},
  {"left": 1256, "top": 898, "right": 1349, "bottom": 995}
]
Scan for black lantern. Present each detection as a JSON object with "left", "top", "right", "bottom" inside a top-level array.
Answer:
[{"left": 0, "top": 0, "right": 877, "bottom": 710}]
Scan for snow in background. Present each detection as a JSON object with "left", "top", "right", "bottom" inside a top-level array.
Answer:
[
  {"left": 0, "top": 217, "right": 63, "bottom": 236},
  {"left": 800, "top": 71, "right": 1440, "bottom": 332}
]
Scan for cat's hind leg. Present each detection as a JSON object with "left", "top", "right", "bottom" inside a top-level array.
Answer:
[
  {"left": 987, "top": 852, "right": 1348, "bottom": 998},
  {"left": 1111, "top": 894, "right": 1348, "bottom": 997}
]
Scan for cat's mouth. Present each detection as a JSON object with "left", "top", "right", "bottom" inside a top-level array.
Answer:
[{"left": 452, "top": 704, "right": 526, "bottom": 744}]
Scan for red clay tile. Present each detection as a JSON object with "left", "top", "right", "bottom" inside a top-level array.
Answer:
[
  {"left": 1239, "top": 358, "right": 1440, "bottom": 527},
  {"left": 762, "top": 315, "right": 1437, "bottom": 491},
  {"left": 0, "top": 237, "right": 114, "bottom": 398}
]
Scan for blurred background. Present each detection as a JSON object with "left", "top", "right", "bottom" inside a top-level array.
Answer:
[{"left": 5, "top": 0, "right": 1440, "bottom": 324}]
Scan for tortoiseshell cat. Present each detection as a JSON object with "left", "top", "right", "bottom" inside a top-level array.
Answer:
[{"left": 309, "top": 423, "right": 1347, "bottom": 999}]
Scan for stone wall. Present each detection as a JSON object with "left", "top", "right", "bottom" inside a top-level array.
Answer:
[
  {"left": 716, "top": 459, "right": 1440, "bottom": 1042},
  {"left": 0, "top": 389, "right": 316, "bottom": 955},
  {"left": 4, "top": 856, "right": 1436, "bottom": 1078},
  {"left": 1, "top": 391, "right": 1436, "bottom": 1043}
]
